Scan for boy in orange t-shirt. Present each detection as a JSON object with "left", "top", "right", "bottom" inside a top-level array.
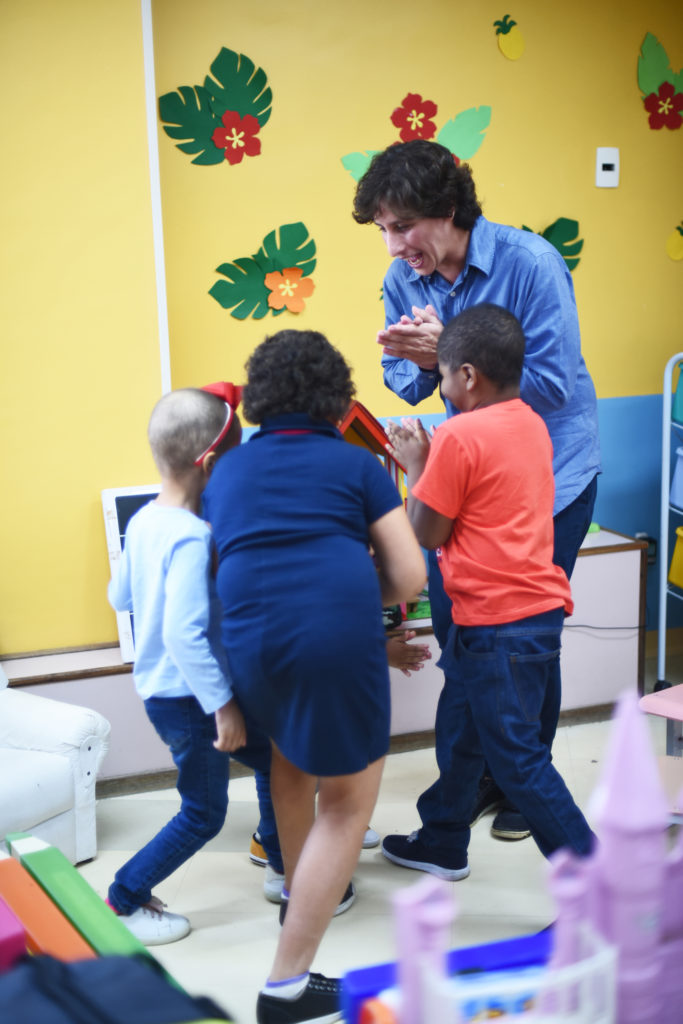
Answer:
[{"left": 384, "top": 303, "right": 594, "bottom": 880}]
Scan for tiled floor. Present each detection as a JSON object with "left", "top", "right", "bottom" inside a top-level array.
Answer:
[{"left": 77, "top": 702, "right": 670, "bottom": 1024}]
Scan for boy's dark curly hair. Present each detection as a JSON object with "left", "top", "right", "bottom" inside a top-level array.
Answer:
[
  {"left": 242, "top": 330, "right": 356, "bottom": 425},
  {"left": 353, "top": 140, "right": 482, "bottom": 231},
  {"left": 438, "top": 304, "right": 525, "bottom": 390}
]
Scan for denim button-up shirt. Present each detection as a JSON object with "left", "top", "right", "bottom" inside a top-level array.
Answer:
[{"left": 381, "top": 215, "right": 601, "bottom": 514}]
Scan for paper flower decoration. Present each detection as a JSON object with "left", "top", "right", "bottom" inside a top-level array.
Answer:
[
  {"left": 211, "top": 111, "right": 261, "bottom": 164},
  {"left": 159, "top": 47, "right": 272, "bottom": 164},
  {"left": 638, "top": 34, "right": 683, "bottom": 131},
  {"left": 666, "top": 222, "right": 683, "bottom": 261},
  {"left": 390, "top": 94, "right": 438, "bottom": 142},
  {"left": 342, "top": 98, "right": 491, "bottom": 182},
  {"left": 644, "top": 82, "right": 683, "bottom": 131},
  {"left": 522, "top": 218, "right": 583, "bottom": 272},
  {"left": 265, "top": 268, "right": 315, "bottom": 312},
  {"left": 210, "top": 223, "right": 316, "bottom": 320},
  {"left": 494, "top": 15, "right": 525, "bottom": 61}
]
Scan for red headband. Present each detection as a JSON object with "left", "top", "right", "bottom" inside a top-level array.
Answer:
[
  {"left": 201, "top": 381, "right": 243, "bottom": 408},
  {"left": 193, "top": 382, "right": 242, "bottom": 465}
]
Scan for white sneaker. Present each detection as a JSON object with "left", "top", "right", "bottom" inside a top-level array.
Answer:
[
  {"left": 118, "top": 901, "right": 191, "bottom": 946},
  {"left": 263, "top": 863, "right": 285, "bottom": 903},
  {"left": 363, "top": 827, "right": 380, "bottom": 849}
]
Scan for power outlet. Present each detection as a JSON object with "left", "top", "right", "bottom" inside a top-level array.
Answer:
[{"left": 596, "top": 147, "right": 619, "bottom": 188}]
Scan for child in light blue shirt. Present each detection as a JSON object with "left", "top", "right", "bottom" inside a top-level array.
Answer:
[{"left": 107, "top": 384, "right": 281, "bottom": 945}]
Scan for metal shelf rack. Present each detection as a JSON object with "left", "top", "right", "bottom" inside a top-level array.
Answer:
[{"left": 657, "top": 352, "right": 683, "bottom": 689}]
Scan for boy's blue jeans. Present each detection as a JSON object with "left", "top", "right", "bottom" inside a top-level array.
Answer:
[
  {"left": 108, "top": 696, "right": 281, "bottom": 915},
  {"left": 417, "top": 608, "right": 594, "bottom": 860}
]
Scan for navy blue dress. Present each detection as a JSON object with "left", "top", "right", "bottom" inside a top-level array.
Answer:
[{"left": 203, "top": 414, "right": 403, "bottom": 775}]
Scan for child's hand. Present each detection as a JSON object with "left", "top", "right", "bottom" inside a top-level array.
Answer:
[
  {"left": 214, "top": 698, "right": 247, "bottom": 752},
  {"left": 386, "top": 631, "right": 432, "bottom": 676},
  {"left": 385, "top": 417, "right": 431, "bottom": 474}
]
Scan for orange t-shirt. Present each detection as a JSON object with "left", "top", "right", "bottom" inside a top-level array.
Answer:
[{"left": 412, "top": 399, "right": 573, "bottom": 626}]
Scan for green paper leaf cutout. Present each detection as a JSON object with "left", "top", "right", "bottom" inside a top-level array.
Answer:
[
  {"left": 638, "top": 33, "right": 674, "bottom": 97},
  {"left": 437, "top": 107, "right": 492, "bottom": 160},
  {"left": 341, "top": 151, "right": 381, "bottom": 182},
  {"left": 204, "top": 47, "right": 272, "bottom": 127},
  {"left": 523, "top": 218, "right": 583, "bottom": 272},
  {"left": 210, "top": 257, "right": 274, "bottom": 320},
  {"left": 542, "top": 218, "right": 583, "bottom": 269},
  {"left": 159, "top": 85, "right": 224, "bottom": 165},
  {"left": 210, "top": 223, "right": 316, "bottom": 320},
  {"left": 673, "top": 67, "right": 683, "bottom": 93},
  {"left": 257, "top": 222, "right": 316, "bottom": 278}
]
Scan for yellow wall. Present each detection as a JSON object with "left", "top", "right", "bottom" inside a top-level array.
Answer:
[
  {"left": 154, "top": 0, "right": 683, "bottom": 409},
  {"left": 2, "top": 0, "right": 682, "bottom": 655},
  {"left": 1, "top": 1, "right": 161, "bottom": 653}
]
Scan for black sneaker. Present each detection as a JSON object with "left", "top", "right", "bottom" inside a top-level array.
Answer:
[
  {"left": 381, "top": 831, "right": 469, "bottom": 881},
  {"left": 490, "top": 800, "right": 532, "bottom": 841},
  {"left": 279, "top": 882, "right": 356, "bottom": 925},
  {"left": 256, "top": 972, "right": 342, "bottom": 1024},
  {"left": 470, "top": 775, "right": 504, "bottom": 826}
]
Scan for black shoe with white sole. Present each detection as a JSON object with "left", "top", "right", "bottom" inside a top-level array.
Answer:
[
  {"left": 490, "top": 801, "right": 532, "bottom": 840},
  {"left": 256, "top": 973, "right": 342, "bottom": 1024},
  {"left": 382, "top": 831, "right": 469, "bottom": 881}
]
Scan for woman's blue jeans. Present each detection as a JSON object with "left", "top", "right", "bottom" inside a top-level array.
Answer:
[
  {"left": 416, "top": 608, "right": 594, "bottom": 860},
  {"left": 108, "top": 696, "right": 281, "bottom": 914}
]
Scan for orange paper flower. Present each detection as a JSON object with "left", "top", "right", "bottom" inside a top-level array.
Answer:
[{"left": 264, "top": 268, "right": 315, "bottom": 313}]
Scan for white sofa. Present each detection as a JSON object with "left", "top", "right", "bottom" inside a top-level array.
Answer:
[{"left": 0, "top": 669, "right": 110, "bottom": 864}]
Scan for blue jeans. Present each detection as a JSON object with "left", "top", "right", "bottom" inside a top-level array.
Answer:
[
  {"left": 108, "top": 696, "right": 281, "bottom": 914},
  {"left": 426, "top": 475, "right": 599, "bottom": 806},
  {"left": 417, "top": 609, "right": 594, "bottom": 859}
]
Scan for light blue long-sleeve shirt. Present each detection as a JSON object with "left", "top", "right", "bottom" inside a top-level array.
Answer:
[
  {"left": 108, "top": 502, "right": 233, "bottom": 714},
  {"left": 381, "top": 215, "right": 601, "bottom": 514}
]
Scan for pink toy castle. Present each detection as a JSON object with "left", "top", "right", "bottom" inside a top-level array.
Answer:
[
  {"left": 545, "top": 689, "right": 681, "bottom": 1023},
  {"left": 356, "top": 691, "right": 682, "bottom": 1023}
]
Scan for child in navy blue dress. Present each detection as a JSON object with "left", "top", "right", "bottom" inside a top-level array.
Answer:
[{"left": 204, "top": 330, "right": 426, "bottom": 1024}]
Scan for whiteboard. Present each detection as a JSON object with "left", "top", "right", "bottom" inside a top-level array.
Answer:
[{"left": 101, "top": 485, "right": 160, "bottom": 662}]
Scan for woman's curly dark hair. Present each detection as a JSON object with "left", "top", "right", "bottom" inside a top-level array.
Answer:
[
  {"left": 242, "top": 330, "right": 356, "bottom": 425},
  {"left": 353, "top": 140, "right": 482, "bottom": 231}
]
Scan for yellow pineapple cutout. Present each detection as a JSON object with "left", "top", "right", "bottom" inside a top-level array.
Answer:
[
  {"left": 494, "top": 14, "right": 525, "bottom": 60},
  {"left": 666, "top": 222, "right": 683, "bottom": 261}
]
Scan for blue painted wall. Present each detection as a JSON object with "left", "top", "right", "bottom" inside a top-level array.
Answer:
[{"left": 594, "top": 393, "right": 683, "bottom": 636}]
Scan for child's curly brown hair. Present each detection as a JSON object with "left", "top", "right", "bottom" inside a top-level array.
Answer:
[{"left": 242, "top": 330, "right": 356, "bottom": 425}]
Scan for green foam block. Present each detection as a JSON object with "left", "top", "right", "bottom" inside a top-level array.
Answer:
[{"left": 7, "top": 835, "right": 180, "bottom": 988}]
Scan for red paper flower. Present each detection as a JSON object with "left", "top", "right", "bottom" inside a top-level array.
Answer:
[
  {"left": 264, "top": 268, "right": 315, "bottom": 313},
  {"left": 643, "top": 82, "right": 683, "bottom": 130},
  {"left": 211, "top": 110, "right": 262, "bottom": 164},
  {"left": 391, "top": 93, "right": 438, "bottom": 142}
]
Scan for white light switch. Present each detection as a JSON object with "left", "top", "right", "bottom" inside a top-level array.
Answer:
[{"left": 596, "top": 147, "right": 619, "bottom": 188}]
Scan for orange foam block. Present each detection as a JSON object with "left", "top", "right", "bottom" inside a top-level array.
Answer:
[
  {"left": 6, "top": 836, "right": 145, "bottom": 960},
  {"left": 0, "top": 851, "right": 95, "bottom": 961}
]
